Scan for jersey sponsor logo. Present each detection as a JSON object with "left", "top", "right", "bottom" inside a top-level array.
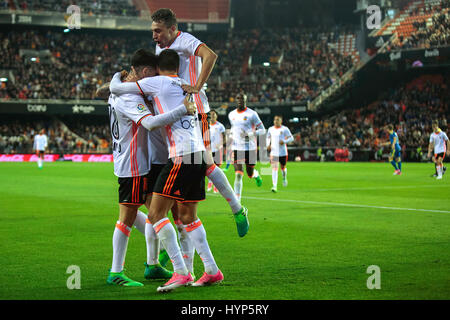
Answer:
[
  {"left": 136, "top": 103, "right": 146, "bottom": 113},
  {"left": 180, "top": 117, "right": 197, "bottom": 129}
]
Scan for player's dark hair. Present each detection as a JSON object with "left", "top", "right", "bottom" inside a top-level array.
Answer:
[
  {"left": 151, "top": 8, "right": 177, "bottom": 28},
  {"left": 158, "top": 49, "right": 179, "bottom": 72},
  {"left": 131, "top": 48, "right": 158, "bottom": 70},
  {"left": 210, "top": 110, "right": 218, "bottom": 116},
  {"left": 387, "top": 124, "right": 393, "bottom": 131},
  {"left": 274, "top": 115, "right": 283, "bottom": 119},
  {"left": 432, "top": 120, "right": 439, "bottom": 126}
]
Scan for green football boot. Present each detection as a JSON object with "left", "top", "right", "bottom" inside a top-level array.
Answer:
[
  {"left": 255, "top": 175, "right": 263, "bottom": 187},
  {"left": 144, "top": 263, "right": 173, "bottom": 280},
  {"left": 158, "top": 249, "right": 171, "bottom": 268},
  {"left": 107, "top": 270, "right": 143, "bottom": 287},
  {"left": 233, "top": 206, "right": 249, "bottom": 237}
]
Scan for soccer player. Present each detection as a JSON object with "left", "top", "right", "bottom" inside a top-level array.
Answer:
[
  {"left": 150, "top": 8, "right": 249, "bottom": 238},
  {"left": 207, "top": 110, "right": 225, "bottom": 193},
  {"left": 33, "top": 129, "right": 48, "bottom": 169},
  {"left": 110, "top": 49, "right": 224, "bottom": 292},
  {"left": 266, "top": 115, "right": 294, "bottom": 192},
  {"left": 427, "top": 120, "right": 450, "bottom": 180},
  {"left": 380, "top": 124, "right": 402, "bottom": 175},
  {"left": 228, "top": 92, "right": 266, "bottom": 201},
  {"left": 106, "top": 49, "right": 196, "bottom": 287}
]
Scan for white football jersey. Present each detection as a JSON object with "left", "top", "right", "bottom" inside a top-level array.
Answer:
[
  {"left": 148, "top": 128, "right": 168, "bottom": 164},
  {"left": 108, "top": 93, "right": 152, "bottom": 178},
  {"left": 429, "top": 130, "right": 448, "bottom": 154},
  {"left": 136, "top": 75, "right": 205, "bottom": 158},
  {"left": 267, "top": 125, "right": 294, "bottom": 157},
  {"left": 156, "top": 31, "right": 210, "bottom": 114},
  {"left": 209, "top": 121, "right": 225, "bottom": 152},
  {"left": 33, "top": 134, "right": 48, "bottom": 151},
  {"left": 228, "top": 107, "right": 264, "bottom": 151}
]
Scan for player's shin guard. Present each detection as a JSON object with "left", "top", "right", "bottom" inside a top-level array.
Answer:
[
  {"left": 111, "top": 221, "right": 131, "bottom": 273},
  {"left": 133, "top": 210, "right": 147, "bottom": 234},
  {"left": 185, "top": 220, "right": 219, "bottom": 275},
  {"left": 153, "top": 218, "right": 188, "bottom": 275},
  {"left": 175, "top": 220, "right": 195, "bottom": 274},
  {"left": 207, "top": 164, "right": 242, "bottom": 213},
  {"left": 234, "top": 171, "right": 244, "bottom": 201},
  {"left": 145, "top": 219, "right": 160, "bottom": 265},
  {"left": 281, "top": 167, "right": 287, "bottom": 180},
  {"left": 272, "top": 168, "right": 278, "bottom": 188}
]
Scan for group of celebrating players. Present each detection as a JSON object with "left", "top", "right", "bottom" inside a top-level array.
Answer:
[
  {"left": 84, "top": 8, "right": 449, "bottom": 293},
  {"left": 95, "top": 7, "right": 302, "bottom": 292}
]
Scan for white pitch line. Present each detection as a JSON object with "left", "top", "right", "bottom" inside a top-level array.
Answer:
[{"left": 209, "top": 194, "right": 450, "bottom": 214}]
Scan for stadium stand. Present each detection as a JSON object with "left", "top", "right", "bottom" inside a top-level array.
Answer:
[
  {"left": 291, "top": 74, "right": 449, "bottom": 159},
  {"left": 0, "top": 26, "right": 356, "bottom": 103},
  {"left": 4, "top": 0, "right": 140, "bottom": 17},
  {"left": 378, "top": 0, "right": 450, "bottom": 49}
]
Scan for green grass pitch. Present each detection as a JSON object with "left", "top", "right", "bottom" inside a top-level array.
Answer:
[{"left": 0, "top": 161, "right": 449, "bottom": 300}]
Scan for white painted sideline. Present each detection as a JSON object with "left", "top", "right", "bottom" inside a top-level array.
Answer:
[{"left": 209, "top": 194, "right": 450, "bottom": 214}]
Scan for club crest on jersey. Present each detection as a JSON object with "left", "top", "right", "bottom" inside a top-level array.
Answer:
[
  {"left": 137, "top": 103, "right": 146, "bottom": 113},
  {"left": 243, "top": 117, "right": 248, "bottom": 121}
]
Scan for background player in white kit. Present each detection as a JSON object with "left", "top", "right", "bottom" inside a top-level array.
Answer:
[
  {"left": 266, "top": 115, "right": 294, "bottom": 192},
  {"left": 228, "top": 92, "right": 266, "bottom": 201},
  {"left": 33, "top": 129, "right": 48, "bottom": 169},
  {"left": 106, "top": 49, "right": 196, "bottom": 287},
  {"left": 427, "top": 120, "right": 450, "bottom": 180},
  {"left": 150, "top": 8, "right": 249, "bottom": 238},
  {"left": 207, "top": 110, "right": 225, "bottom": 193}
]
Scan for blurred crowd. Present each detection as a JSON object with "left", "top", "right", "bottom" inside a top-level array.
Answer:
[
  {"left": 2, "top": 0, "right": 139, "bottom": 17},
  {"left": 0, "top": 26, "right": 354, "bottom": 103},
  {"left": 390, "top": 0, "right": 450, "bottom": 49},
  {"left": 291, "top": 75, "right": 449, "bottom": 154},
  {"left": 0, "top": 116, "right": 110, "bottom": 154},
  {"left": 206, "top": 27, "right": 354, "bottom": 103}
]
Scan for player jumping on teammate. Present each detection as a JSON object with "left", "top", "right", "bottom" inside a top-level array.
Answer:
[{"left": 150, "top": 8, "right": 249, "bottom": 237}]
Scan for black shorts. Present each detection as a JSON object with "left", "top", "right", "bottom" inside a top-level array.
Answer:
[
  {"left": 198, "top": 113, "right": 211, "bottom": 150},
  {"left": 147, "top": 163, "right": 165, "bottom": 193},
  {"left": 36, "top": 150, "right": 44, "bottom": 157},
  {"left": 271, "top": 155, "right": 288, "bottom": 167},
  {"left": 212, "top": 149, "right": 223, "bottom": 166},
  {"left": 118, "top": 173, "right": 150, "bottom": 205},
  {"left": 232, "top": 150, "right": 257, "bottom": 166},
  {"left": 435, "top": 153, "right": 445, "bottom": 160},
  {"left": 153, "top": 152, "right": 207, "bottom": 202}
]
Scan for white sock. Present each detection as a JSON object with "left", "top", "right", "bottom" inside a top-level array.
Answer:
[
  {"left": 37, "top": 158, "right": 42, "bottom": 168},
  {"left": 133, "top": 210, "right": 147, "bottom": 234},
  {"left": 207, "top": 165, "right": 242, "bottom": 213},
  {"left": 282, "top": 168, "right": 287, "bottom": 180},
  {"left": 111, "top": 221, "right": 131, "bottom": 273},
  {"left": 234, "top": 171, "right": 243, "bottom": 201},
  {"left": 437, "top": 165, "right": 443, "bottom": 177},
  {"left": 185, "top": 219, "right": 219, "bottom": 275},
  {"left": 175, "top": 220, "right": 195, "bottom": 274},
  {"left": 252, "top": 169, "right": 260, "bottom": 179},
  {"left": 153, "top": 218, "right": 187, "bottom": 275},
  {"left": 272, "top": 168, "right": 278, "bottom": 188},
  {"left": 145, "top": 220, "right": 160, "bottom": 265}
]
